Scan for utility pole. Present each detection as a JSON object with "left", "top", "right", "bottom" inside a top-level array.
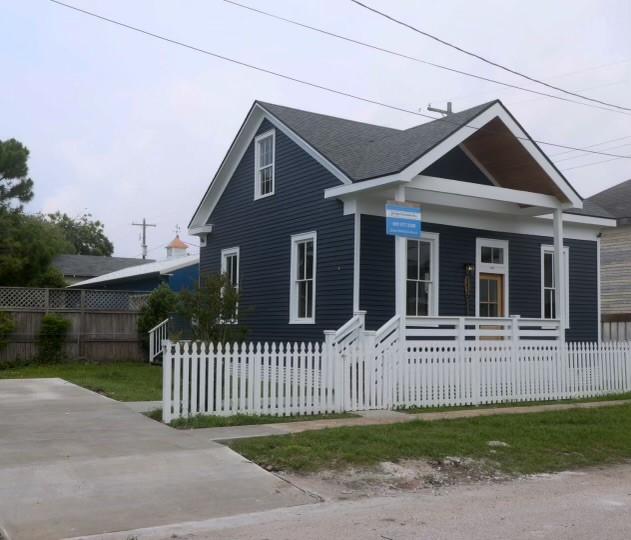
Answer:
[
  {"left": 132, "top": 218, "right": 157, "bottom": 259},
  {"left": 427, "top": 102, "right": 453, "bottom": 116}
]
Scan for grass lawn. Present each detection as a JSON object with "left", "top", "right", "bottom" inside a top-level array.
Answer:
[
  {"left": 145, "top": 409, "right": 358, "bottom": 428},
  {"left": 399, "top": 391, "right": 631, "bottom": 414},
  {"left": 230, "top": 403, "right": 631, "bottom": 475},
  {"left": 0, "top": 361, "right": 162, "bottom": 402}
]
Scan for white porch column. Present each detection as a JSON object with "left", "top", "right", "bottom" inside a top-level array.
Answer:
[
  {"left": 553, "top": 208, "right": 566, "bottom": 341},
  {"left": 395, "top": 185, "right": 407, "bottom": 319},
  {"left": 353, "top": 213, "right": 361, "bottom": 312}
]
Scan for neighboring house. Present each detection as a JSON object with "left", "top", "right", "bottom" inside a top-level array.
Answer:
[
  {"left": 188, "top": 99, "right": 615, "bottom": 343},
  {"left": 69, "top": 236, "right": 198, "bottom": 292},
  {"left": 584, "top": 179, "right": 631, "bottom": 316},
  {"left": 52, "top": 254, "right": 152, "bottom": 285}
]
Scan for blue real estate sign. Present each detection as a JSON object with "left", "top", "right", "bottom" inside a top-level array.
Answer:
[{"left": 386, "top": 201, "right": 422, "bottom": 238}]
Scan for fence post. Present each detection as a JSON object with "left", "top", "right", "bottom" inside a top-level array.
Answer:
[
  {"left": 162, "top": 340, "right": 172, "bottom": 423},
  {"left": 510, "top": 315, "right": 520, "bottom": 397},
  {"left": 323, "top": 331, "right": 335, "bottom": 412}
]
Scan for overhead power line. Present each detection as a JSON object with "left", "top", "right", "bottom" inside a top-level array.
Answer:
[
  {"left": 553, "top": 142, "right": 631, "bottom": 163},
  {"left": 223, "top": 0, "right": 631, "bottom": 118},
  {"left": 48, "top": 0, "right": 631, "bottom": 162},
  {"left": 561, "top": 156, "right": 627, "bottom": 171},
  {"left": 549, "top": 134, "right": 631, "bottom": 158},
  {"left": 350, "top": 0, "right": 631, "bottom": 113}
]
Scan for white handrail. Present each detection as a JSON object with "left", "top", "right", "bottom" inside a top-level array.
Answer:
[{"left": 148, "top": 318, "right": 169, "bottom": 363}]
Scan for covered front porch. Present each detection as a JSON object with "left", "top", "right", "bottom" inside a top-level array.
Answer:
[{"left": 325, "top": 102, "right": 590, "bottom": 344}]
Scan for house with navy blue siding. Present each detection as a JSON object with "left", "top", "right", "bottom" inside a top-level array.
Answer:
[{"left": 188, "top": 100, "right": 616, "bottom": 343}]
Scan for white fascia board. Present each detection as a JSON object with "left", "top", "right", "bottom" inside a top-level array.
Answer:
[
  {"left": 325, "top": 102, "right": 582, "bottom": 209},
  {"left": 412, "top": 175, "right": 562, "bottom": 209},
  {"left": 189, "top": 103, "right": 352, "bottom": 230},
  {"left": 349, "top": 197, "right": 602, "bottom": 241},
  {"left": 188, "top": 224, "right": 214, "bottom": 236}
]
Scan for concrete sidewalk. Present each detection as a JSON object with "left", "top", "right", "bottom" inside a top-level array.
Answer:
[
  {"left": 0, "top": 379, "right": 314, "bottom": 540},
  {"left": 190, "top": 399, "right": 631, "bottom": 442}
]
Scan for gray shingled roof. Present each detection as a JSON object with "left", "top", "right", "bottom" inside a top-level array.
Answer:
[
  {"left": 583, "top": 179, "right": 631, "bottom": 219},
  {"left": 259, "top": 100, "right": 497, "bottom": 182},
  {"left": 52, "top": 254, "right": 153, "bottom": 279},
  {"left": 258, "top": 100, "right": 611, "bottom": 220}
]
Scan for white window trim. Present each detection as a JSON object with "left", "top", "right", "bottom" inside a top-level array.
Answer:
[
  {"left": 289, "top": 231, "right": 317, "bottom": 324},
  {"left": 405, "top": 232, "right": 440, "bottom": 317},
  {"left": 221, "top": 246, "right": 240, "bottom": 323},
  {"left": 475, "top": 238, "right": 509, "bottom": 317},
  {"left": 221, "top": 246, "right": 240, "bottom": 289},
  {"left": 254, "top": 129, "right": 275, "bottom": 200},
  {"left": 540, "top": 244, "right": 570, "bottom": 329}
]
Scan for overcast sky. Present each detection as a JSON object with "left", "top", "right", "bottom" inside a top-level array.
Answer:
[{"left": 2, "top": 0, "right": 631, "bottom": 257}]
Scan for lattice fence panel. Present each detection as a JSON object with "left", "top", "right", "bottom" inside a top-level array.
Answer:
[
  {"left": 0, "top": 288, "right": 47, "bottom": 309},
  {"left": 49, "top": 289, "right": 82, "bottom": 309}
]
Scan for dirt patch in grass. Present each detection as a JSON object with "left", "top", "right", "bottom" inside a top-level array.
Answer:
[{"left": 281, "top": 457, "right": 510, "bottom": 500}]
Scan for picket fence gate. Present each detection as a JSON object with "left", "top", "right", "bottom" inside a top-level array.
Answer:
[{"left": 162, "top": 335, "right": 631, "bottom": 422}]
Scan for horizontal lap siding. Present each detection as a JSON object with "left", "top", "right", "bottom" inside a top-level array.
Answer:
[
  {"left": 200, "top": 120, "right": 353, "bottom": 342},
  {"left": 360, "top": 216, "right": 598, "bottom": 342}
]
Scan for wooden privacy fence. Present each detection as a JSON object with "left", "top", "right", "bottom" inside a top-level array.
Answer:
[
  {"left": 0, "top": 287, "right": 149, "bottom": 363},
  {"left": 163, "top": 338, "right": 631, "bottom": 422}
]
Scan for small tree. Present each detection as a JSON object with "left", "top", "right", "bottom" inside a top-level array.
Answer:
[
  {"left": 177, "top": 274, "right": 247, "bottom": 343},
  {"left": 0, "top": 312, "right": 15, "bottom": 352},
  {"left": 37, "top": 314, "right": 71, "bottom": 363},
  {"left": 137, "top": 284, "right": 178, "bottom": 349}
]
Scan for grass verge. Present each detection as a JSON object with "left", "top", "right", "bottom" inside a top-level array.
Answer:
[
  {"left": 398, "top": 392, "right": 631, "bottom": 414},
  {"left": 145, "top": 409, "right": 358, "bottom": 428},
  {"left": 230, "top": 403, "right": 631, "bottom": 475},
  {"left": 0, "top": 361, "right": 162, "bottom": 401}
]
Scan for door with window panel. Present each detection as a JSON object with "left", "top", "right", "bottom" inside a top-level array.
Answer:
[{"left": 478, "top": 273, "right": 504, "bottom": 317}]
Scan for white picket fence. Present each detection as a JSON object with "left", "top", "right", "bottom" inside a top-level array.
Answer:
[
  {"left": 162, "top": 318, "right": 631, "bottom": 422},
  {"left": 162, "top": 340, "right": 340, "bottom": 422}
]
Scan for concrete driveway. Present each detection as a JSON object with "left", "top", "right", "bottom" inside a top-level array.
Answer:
[{"left": 0, "top": 378, "right": 313, "bottom": 540}]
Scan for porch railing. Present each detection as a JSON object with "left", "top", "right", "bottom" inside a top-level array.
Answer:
[
  {"left": 148, "top": 318, "right": 169, "bottom": 364},
  {"left": 405, "top": 315, "right": 561, "bottom": 341}
]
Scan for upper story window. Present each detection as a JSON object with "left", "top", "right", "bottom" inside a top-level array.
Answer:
[
  {"left": 406, "top": 232, "right": 439, "bottom": 317},
  {"left": 290, "top": 231, "right": 316, "bottom": 324},
  {"left": 541, "top": 245, "right": 569, "bottom": 327},
  {"left": 254, "top": 130, "right": 275, "bottom": 199}
]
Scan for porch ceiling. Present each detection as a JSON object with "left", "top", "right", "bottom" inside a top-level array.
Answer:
[{"left": 461, "top": 118, "right": 568, "bottom": 202}]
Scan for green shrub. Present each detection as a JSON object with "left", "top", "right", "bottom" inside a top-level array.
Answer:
[
  {"left": 0, "top": 312, "right": 15, "bottom": 351},
  {"left": 178, "top": 274, "right": 248, "bottom": 343},
  {"left": 37, "top": 313, "right": 71, "bottom": 363},
  {"left": 137, "top": 284, "right": 178, "bottom": 350}
]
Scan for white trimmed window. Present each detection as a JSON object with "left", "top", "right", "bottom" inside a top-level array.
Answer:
[
  {"left": 254, "top": 130, "right": 275, "bottom": 199},
  {"left": 541, "top": 245, "right": 569, "bottom": 327},
  {"left": 221, "top": 247, "right": 240, "bottom": 291},
  {"left": 290, "top": 231, "right": 316, "bottom": 324},
  {"left": 221, "top": 247, "right": 240, "bottom": 322},
  {"left": 405, "top": 232, "right": 439, "bottom": 317}
]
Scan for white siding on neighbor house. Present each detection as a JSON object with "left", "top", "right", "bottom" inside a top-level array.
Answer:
[{"left": 600, "top": 225, "right": 631, "bottom": 315}]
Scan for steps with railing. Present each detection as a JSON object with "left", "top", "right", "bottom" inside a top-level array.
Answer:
[{"left": 148, "top": 318, "right": 169, "bottom": 364}]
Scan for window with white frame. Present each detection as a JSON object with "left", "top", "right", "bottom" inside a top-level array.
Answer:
[
  {"left": 221, "top": 247, "right": 240, "bottom": 321},
  {"left": 541, "top": 245, "right": 569, "bottom": 327},
  {"left": 405, "top": 233, "right": 439, "bottom": 317},
  {"left": 221, "top": 247, "right": 240, "bottom": 291},
  {"left": 254, "top": 130, "right": 275, "bottom": 199},
  {"left": 290, "top": 232, "right": 316, "bottom": 324}
]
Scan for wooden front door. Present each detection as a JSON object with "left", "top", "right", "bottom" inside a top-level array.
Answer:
[{"left": 479, "top": 273, "right": 505, "bottom": 318}]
